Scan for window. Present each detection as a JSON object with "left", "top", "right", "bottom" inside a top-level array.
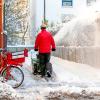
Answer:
[
  {"left": 62, "top": 0, "right": 73, "bottom": 7},
  {"left": 87, "top": 0, "right": 96, "bottom": 6}
]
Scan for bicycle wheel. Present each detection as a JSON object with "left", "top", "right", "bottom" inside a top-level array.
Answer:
[{"left": 1, "top": 66, "right": 24, "bottom": 88}]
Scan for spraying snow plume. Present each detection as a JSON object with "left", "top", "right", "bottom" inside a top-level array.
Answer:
[{"left": 54, "top": 1, "right": 100, "bottom": 46}]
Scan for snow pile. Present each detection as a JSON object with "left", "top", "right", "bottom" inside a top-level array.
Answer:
[{"left": 0, "top": 78, "right": 23, "bottom": 100}]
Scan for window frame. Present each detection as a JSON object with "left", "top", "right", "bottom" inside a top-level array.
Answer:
[
  {"left": 87, "top": 0, "right": 96, "bottom": 6},
  {"left": 62, "top": 0, "right": 73, "bottom": 7}
]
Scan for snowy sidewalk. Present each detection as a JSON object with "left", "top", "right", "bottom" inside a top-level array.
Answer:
[
  {"left": 14, "top": 55, "right": 100, "bottom": 100},
  {"left": 22, "top": 55, "right": 100, "bottom": 89},
  {"left": 51, "top": 57, "right": 100, "bottom": 83}
]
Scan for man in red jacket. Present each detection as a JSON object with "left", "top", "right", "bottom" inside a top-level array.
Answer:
[{"left": 34, "top": 23, "right": 56, "bottom": 77}]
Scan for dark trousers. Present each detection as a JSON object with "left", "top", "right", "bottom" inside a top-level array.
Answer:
[{"left": 39, "top": 53, "right": 50, "bottom": 76}]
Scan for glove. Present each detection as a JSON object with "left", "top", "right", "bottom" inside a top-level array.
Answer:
[
  {"left": 34, "top": 48, "right": 38, "bottom": 51},
  {"left": 52, "top": 48, "right": 56, "bottom": 51}
]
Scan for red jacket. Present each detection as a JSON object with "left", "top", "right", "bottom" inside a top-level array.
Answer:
[{"left": 34, "top": 29, "right": 56, "bottom": 53}]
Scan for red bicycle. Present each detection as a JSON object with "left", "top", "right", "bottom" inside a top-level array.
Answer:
[{"left": 0, "top": 48, "right": 28, "bottom": 88}]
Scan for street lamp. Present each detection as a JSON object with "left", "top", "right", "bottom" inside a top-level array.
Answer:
[
  {"left": 44, "top": 0, "right": 46, "bottom": 22},
  {"left": 43, "top": 0, "right": 48, "bottom": 26}
]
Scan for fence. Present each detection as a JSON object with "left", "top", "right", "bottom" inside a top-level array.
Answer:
[
  {"left": 7, "top": 45, "right": 33, "bottom": 52},
  {"left": 7, "top": 45, "right": 100, "bottom": 67},
  {"left": 52, "top": 46, "right": 100, "bottom": 68}
]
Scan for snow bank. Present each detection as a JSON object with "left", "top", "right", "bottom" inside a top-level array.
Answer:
[{"left": 0, "top": 78, "right": 23, "bottom": 100}]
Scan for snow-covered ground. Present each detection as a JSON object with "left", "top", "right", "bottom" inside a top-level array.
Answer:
[
  {"left": 17, "top": 50, "right": 100, "bottom": 99},
  {"left": 1, "top": 50, "right": 100, "bottom": 100}
]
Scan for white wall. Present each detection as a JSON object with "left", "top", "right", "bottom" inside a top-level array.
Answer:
[
  {"left": 61, "top": 0, "right": 100, "bottom": 16},
  {"left": 30, "top": 0, "right": 36, "bottom": 36},
  {"left": 35, "top": 0, "right": 44, "bottom": 31},
  {"left": 46, "top": 0, "right": 61, "bottom": 23},
  {"left": 61, "top": 0, "right": 87, "bottom": 16},
  {"left": 35, "top": 0, "right": 61, "bottom": 32}
]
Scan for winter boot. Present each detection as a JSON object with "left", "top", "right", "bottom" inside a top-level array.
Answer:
[{"left": 47, "top": 71, "right": 51, "bottom": 77}]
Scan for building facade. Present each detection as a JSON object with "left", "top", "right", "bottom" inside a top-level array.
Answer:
[
  {"left": 61, "top": 0, "right": 99, "bottom": 21},
  {"left": 30, "top": 0, "right": 99, "bottom": 41}
]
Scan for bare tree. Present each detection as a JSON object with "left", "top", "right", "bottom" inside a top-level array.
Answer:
[{"left": 4, "top": 0, "right": 29, "bottom": 45}]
